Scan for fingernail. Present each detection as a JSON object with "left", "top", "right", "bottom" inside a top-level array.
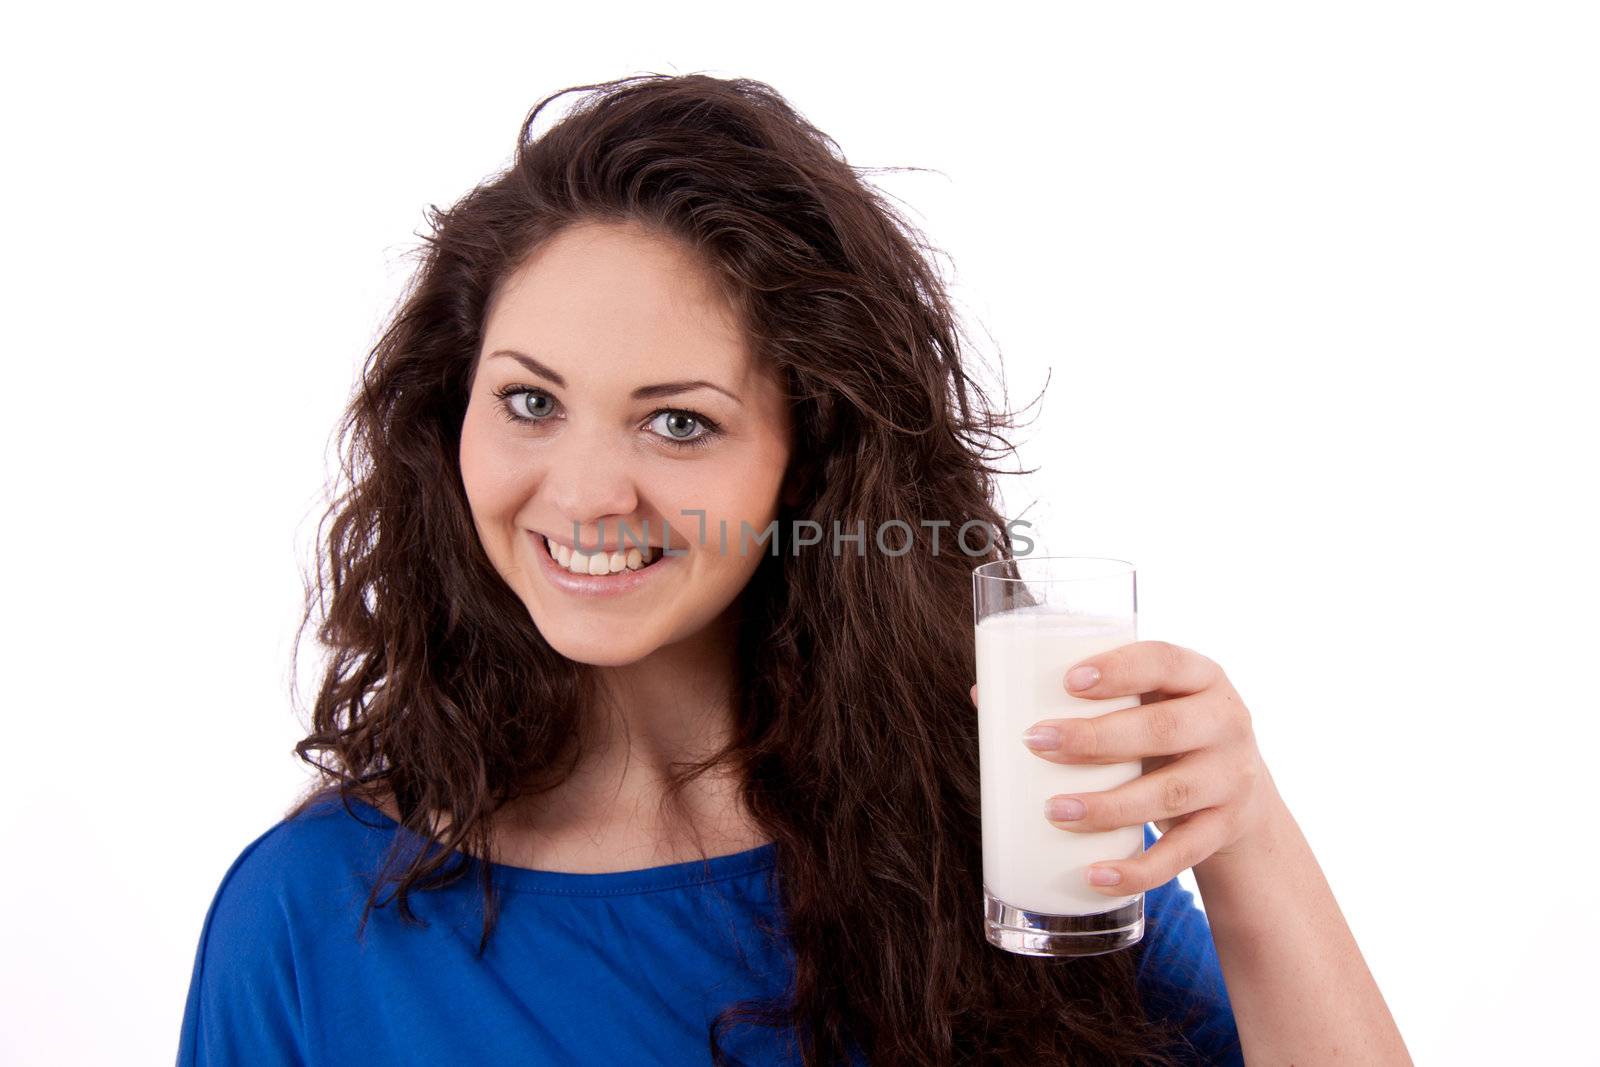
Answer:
[
  {"left": 1047, "top": 796, "right": 1085, "bottom": 821},
  {"left": 1087, "top": 866, "right": 1122, "bottom": 886},
  {"left": 1066, "top": 665, "right": 1100, "bottom": 691},
  {"left": 1022, "top": 726, "right": 1062, "bottom": 751}
]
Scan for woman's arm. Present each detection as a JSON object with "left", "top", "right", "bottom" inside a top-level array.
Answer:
[{"left": 1192, "top": 766, "right": 1411, "bottom": 1064}]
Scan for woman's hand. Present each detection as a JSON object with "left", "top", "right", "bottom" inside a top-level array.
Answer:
[
  {"left": 972, "top": 640, "right": 1279, "bottom": 895},
  {"left": 970, "top": 643, "right": 1414, "bottom": 1062}
]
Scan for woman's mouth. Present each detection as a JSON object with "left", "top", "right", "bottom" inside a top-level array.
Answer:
[
  {"left": 542, "top": 534, "right": 662, "bottom": 576},
  {"left": 530, "top": 531, "right": 675, "bottom": 598}
]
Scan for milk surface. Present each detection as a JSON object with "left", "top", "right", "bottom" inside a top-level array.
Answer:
[{"left": 975, "top": 605, "right": 1143, "bottom": 915}]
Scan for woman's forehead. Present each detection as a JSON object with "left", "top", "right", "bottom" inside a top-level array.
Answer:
[{"left": 481, "top": 226, "right": 761, "bottom": 386}]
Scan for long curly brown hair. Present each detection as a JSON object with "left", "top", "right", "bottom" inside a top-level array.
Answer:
[{"left": 286, "top": 72, "right": 1199, "bottom": 1065}]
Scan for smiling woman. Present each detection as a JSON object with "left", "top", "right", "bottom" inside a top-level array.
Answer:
[
  {"left": 176, "top": 73, "right": 1242, "bottom": 1066},
  {"left": 459, "top": 220, "right": 795, "bottom": 666}
]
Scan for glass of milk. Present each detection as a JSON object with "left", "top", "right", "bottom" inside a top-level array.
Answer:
[{"left": 973, "top": 556, "right": 1144, "bottom": 957}]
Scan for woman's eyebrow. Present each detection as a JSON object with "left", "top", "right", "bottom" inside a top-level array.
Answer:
[
  {"left": 488, "top": 348, "right": 742, "bottom": 405},
  {"left": 631, "top": 380, "right": 743, "bottom": 405}
]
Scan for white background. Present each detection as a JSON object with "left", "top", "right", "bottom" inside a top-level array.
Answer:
[{"left": 4, "top": 2, "right": 1596, "bottom": 1063}]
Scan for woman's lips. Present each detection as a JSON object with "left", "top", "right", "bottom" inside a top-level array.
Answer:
[{"left": 529, "top": 530, "right": 677, "bottom": 598}]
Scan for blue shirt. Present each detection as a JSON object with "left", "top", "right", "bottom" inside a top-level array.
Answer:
[{"left": 177, "top": 793, "right": 1241, "bottom": 1064}]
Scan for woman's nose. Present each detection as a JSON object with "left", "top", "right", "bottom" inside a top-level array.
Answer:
[{"left": 541, "top": 428, "right": 641, "bottom": 531}]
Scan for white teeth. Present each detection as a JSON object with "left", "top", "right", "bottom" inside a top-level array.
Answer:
[{"left": 545, "top": 536, "right": 658, "bottom": 575}]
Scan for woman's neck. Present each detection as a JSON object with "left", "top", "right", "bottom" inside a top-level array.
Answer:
[
  {"left": 493, "top": 612, "right": 766, "bottom": 871},
  {"left": 371, "top": 613, "right": 767, "bottom": 873}
]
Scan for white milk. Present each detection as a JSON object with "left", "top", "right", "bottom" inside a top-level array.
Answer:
[{"left": 976, "top": 605, "right": 1143, "bottom": 915}]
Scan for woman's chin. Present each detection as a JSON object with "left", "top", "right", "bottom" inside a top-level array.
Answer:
[{"left": 531, "top": 618, "right": 661, "bottom": 667}]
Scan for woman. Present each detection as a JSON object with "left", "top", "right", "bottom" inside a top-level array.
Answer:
[{"left": 178, "top": 73, "right": 1409, "bottom": 1065}]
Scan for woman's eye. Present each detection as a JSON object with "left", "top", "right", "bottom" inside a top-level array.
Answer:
[
  {"left": 647, "top": 410, "right": 710, "bottom": 444},
  {"left": 491, "top": 385, "right": 717, "bottom": 449},
  {"left": 492, "top": 385, "right": 557, "bottom": 423}
]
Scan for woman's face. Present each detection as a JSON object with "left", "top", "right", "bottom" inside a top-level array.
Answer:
[{"left": 460, "top": 220, "right": 793, "bottom": 666}]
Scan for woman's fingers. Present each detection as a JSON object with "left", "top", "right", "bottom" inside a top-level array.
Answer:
[
  {"left": 1023, "top": 691, "right": 1237, "bottom": 764},
  {"left": 1083, "top": 806, "right": 1236, "bottom": 895},
  {"left": 1045, "top": 750, "right": 1231, "bottom": 833},
  {"left": 1065, "top": 640, "right": 1222, "bottom": 700}
]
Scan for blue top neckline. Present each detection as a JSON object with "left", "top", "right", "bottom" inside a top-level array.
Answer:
[{"left": 339, "top": 794, "right": 779, "bottom": 896}]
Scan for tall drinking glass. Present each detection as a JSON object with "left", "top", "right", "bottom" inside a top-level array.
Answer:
[{"left": 973, "top": 556, "right": 1144, "bottom": 957}]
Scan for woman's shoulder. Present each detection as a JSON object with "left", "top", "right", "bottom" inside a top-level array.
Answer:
[
  {"left": 199, "top": 789, "right": 397, "bottom": 923},
  {"left": 1136, "top": 824, "right": 1222, "bottom": 981},
  {"left": 258, "top": 785, "right": 392, "bottom": 859},
  {"left": 1135, "top": 825, "right": 1246, "bottom": 1064},
  {"left": 178, "top": 790, "right": 405, "bottom": 1063}
]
